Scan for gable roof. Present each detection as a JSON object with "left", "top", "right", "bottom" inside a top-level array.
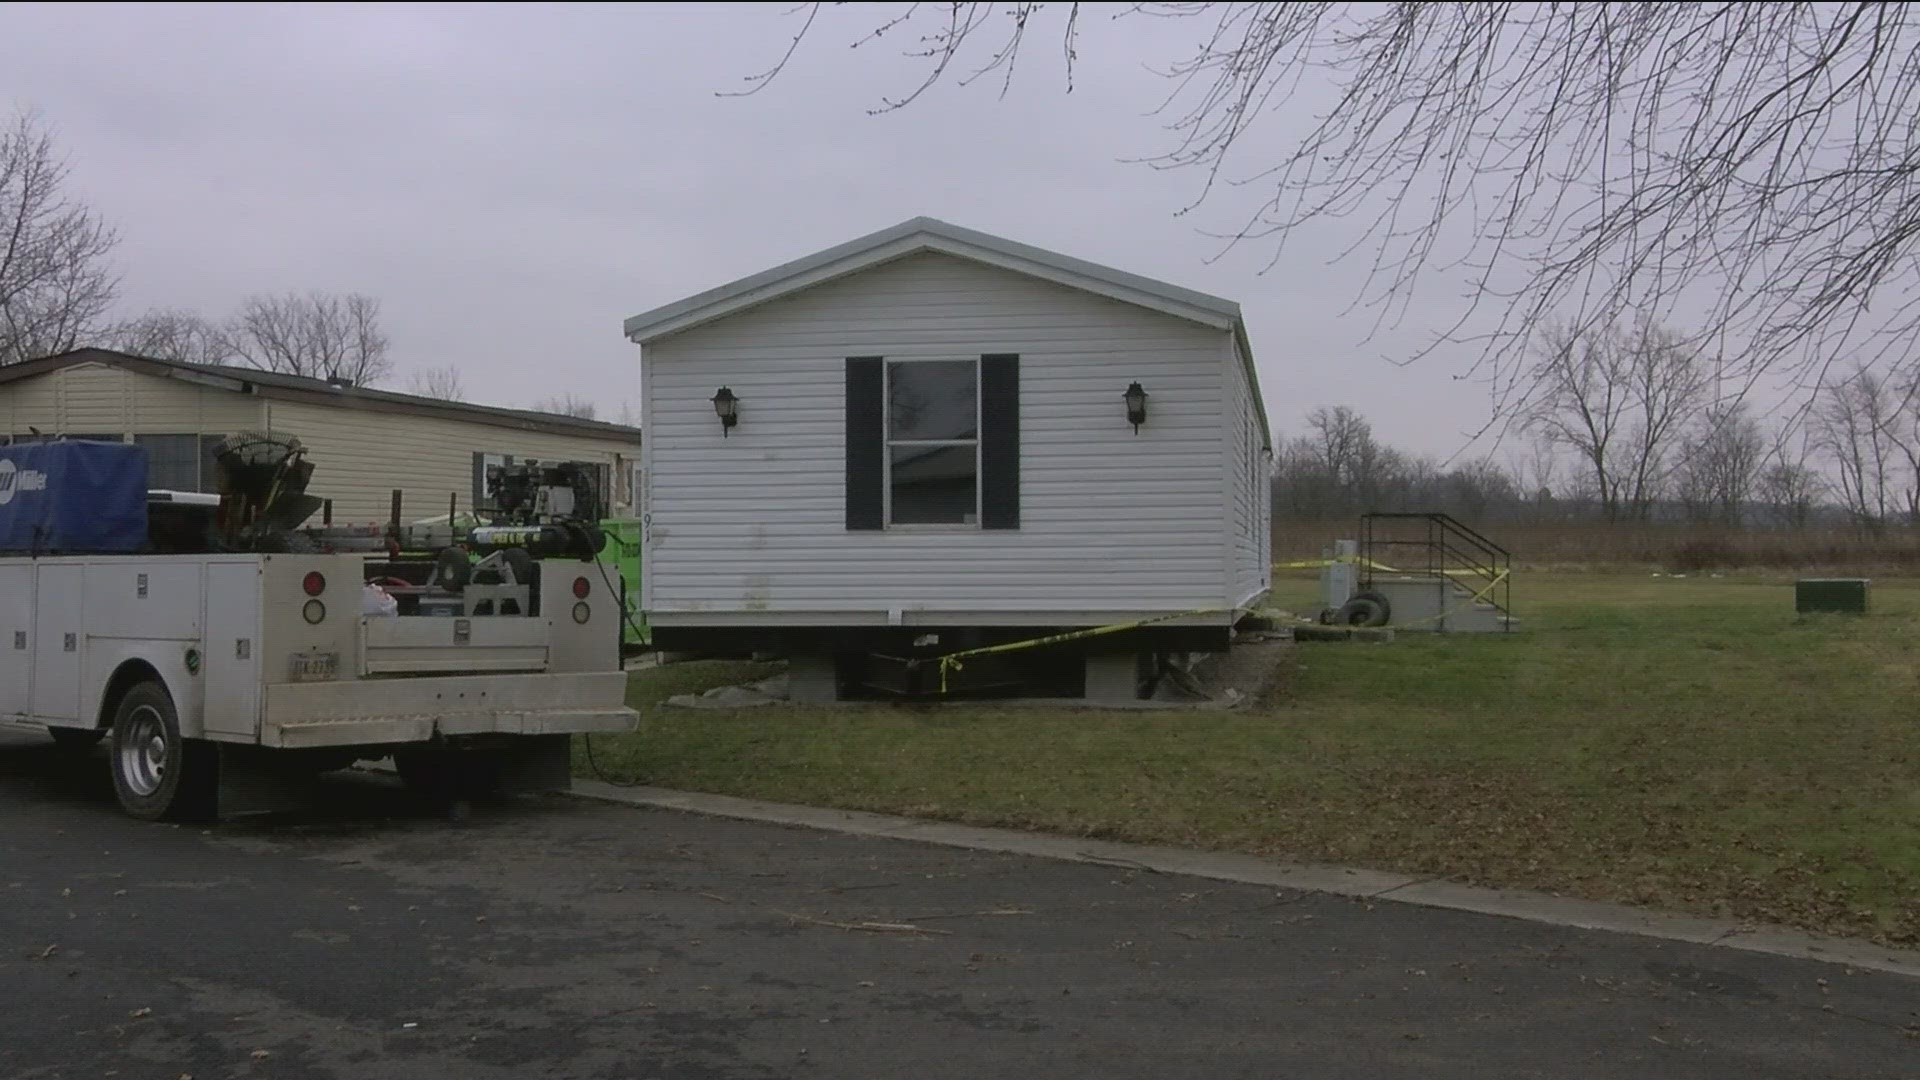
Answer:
[
  {"left": 0, "top": 348, "right": 642, "bottom": 444},
  {"left": 623, "top": 217, "right": 1269, "bottom": 445}
]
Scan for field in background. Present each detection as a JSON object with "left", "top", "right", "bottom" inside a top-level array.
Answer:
[
  {"left": 586, "top": 571, "right": 1920, "bottom": 946},
  {"left": 1273, "top": 519, "right": 1920, "bottom": 572}
]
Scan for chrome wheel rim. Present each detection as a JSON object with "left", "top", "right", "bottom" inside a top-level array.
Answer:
[{"left": 119, "top": 705, "right": 168, "bottom": 797}]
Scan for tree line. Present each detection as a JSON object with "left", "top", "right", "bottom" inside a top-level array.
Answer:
[{"left": 1279, "top": 319, "right": 1910, "bottom": 532}]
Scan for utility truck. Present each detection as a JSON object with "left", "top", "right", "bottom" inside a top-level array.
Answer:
[{"left": 0, "top": 434, "right": 637, "bottom": 820}]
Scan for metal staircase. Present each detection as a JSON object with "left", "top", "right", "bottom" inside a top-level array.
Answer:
[{"left": 1358, "top": 513, "right": 1513, "bottom": 632}]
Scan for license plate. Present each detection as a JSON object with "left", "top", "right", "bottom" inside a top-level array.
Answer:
[{"left": 290, "top": 651, "right": 338, "bottom": 682}]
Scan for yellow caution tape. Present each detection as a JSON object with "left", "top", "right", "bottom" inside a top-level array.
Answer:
[
  {"left": 936, "top": 606, "right": 1226, "bottom": 693},
  {"left": 931, "top": 566, "right": 1516, "bottom": 692},
  {"left": 1272, "top": 557, "right": 1497, "bottom": 579},
  {"left": 1272, "top": 556, "right": 1402, "bottom": 573}
]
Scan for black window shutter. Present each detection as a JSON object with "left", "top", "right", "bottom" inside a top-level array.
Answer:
[
  {"left": 980, "top": 353, "right": 1020, "bottom": 529},
  {"left": 845, "top": 357, "right": 885, "bottom": 530},
  {"left": 471, "top": 452, "right": 485, "bottom": 513}
]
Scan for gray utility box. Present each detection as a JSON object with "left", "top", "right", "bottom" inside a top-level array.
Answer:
[{"left": 1795, "top": 578, "right": 1869, "bottom": 615}]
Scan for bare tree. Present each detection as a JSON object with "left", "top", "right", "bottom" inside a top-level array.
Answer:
[
  {"left": 1441, "top": 458, "right": 1520, "bottom": 521},
  {"left": 1881, "top": 369, "right": 1920, "bottom": 523},
  {"left": 1527, "top": 321, "right": 1708, "bottom": 520},
  {"left": 1810, "top": 367, "right": 1901, "bottom": 530},
  {"left": 1677, "top": 405, "right": 1767, "bottom": 525},
  {"left": 745, "top": 4, "right": 1920, "bottom": 413},
  {"left": 106, "top": 308, "right": 234, "bottom": 366},
  {"left": 1305, "top": 406, "right": 1371, "bottom": 488},
  {"left": 1615, "top": 324, "right": 1711, "bottom": 519},
  {"left": 406, "top": 365, "right": 466, "bottom": 401},
  {"left": 1526, "top": 323, "right": 1630, "bottom": 520},
  {"left": 0, "top": 110, "right": 118, "bottom": 364},
  {"left": 530, "top": 394, "right": 598, "bottom": 420},
  {"left": 1518, "top": 439, "right": 1561, "bottom": 519},
  {"left": 1756, "top": 447, "right": 1822, "bottom": 530},
  {"left": 227, "top": 292, "right": 391, "bottom": 385}
]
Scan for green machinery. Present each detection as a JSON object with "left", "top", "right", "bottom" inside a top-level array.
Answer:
[{"left": 598, "top": 519, "right": 649, "bottom": 648}]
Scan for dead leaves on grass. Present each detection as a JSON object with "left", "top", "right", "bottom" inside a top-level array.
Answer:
[{"left": 1252, "top": 765, "right": 1920, "bottom": 947}]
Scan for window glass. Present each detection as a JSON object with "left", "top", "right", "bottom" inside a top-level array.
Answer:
[
  {"left": 889, "top": 445, "right": 979, "bottom": 525},
  {"left": 887, "top": 360, "right": 977, "bottom": 441},
  {"left": 135, "top": 434, "right": 201, "bottom": 491},
  {"left": 884, "top": 359, "right": 980, "bottom": 526},
  {"left": 200, "top": 435, "right": 225, "bottom": 494}
]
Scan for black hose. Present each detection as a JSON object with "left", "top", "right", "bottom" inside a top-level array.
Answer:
[{"left": 579, "top": 548, "right": 648, "bottom": 787}]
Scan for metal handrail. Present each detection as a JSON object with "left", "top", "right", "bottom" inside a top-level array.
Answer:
[
  {"left": 1362, "top": 511, "right": 1508, "bottom": 566},
  {"left": 1359, "top": 512, "right": 1513, "bottom": 629}
]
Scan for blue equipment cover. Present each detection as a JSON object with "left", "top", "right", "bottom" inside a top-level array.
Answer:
[{"left": 0, "top": 441, "right": 149, "bottom": 554}]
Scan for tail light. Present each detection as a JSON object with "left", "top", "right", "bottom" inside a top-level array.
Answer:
[
  {"left": 302, "top": 571, "right": 327, "bottom": 596},
  {"left": 572, "top": 576, "right": 591, "bottom": 599}
]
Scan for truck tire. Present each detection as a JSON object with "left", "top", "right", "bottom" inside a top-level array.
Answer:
[
  {"left": 48, "top": 727, "right": 105, "bottom": 752},
  {"left": 432, "top": 547, "right": 471, "bottom": 591},
  {"left": 1338, "top": 591, "right": 1392, "bottom": 628},
  {"left": 108, "top": 682, "right": 215, "bottom": 821}
]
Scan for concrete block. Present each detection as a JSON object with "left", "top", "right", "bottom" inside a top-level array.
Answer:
[
  {"left": 787, "top": 654, "right": 840, "bottom": 704},
  {"left": 1083, "top": 652, "right": 1144, "bottom": 704}
]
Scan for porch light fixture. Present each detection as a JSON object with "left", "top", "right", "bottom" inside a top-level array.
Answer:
[
  {"left": 710, "top": 386, "right": 739, "bottom": 436},
  {"left": 1123, "top": 381, "right": 1148, "bottom": 433}
]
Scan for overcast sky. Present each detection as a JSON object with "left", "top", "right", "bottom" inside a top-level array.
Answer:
[{"left": 0, "top": 2, "right": 1498, "bottom": 458}]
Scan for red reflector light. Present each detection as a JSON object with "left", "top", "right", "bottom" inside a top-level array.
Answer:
[
  {"left": 572, "top": 576, "right": 591, "bottom": 599},
  {"left": 302, "top": 571, "right": 326, "bottom": 596}
]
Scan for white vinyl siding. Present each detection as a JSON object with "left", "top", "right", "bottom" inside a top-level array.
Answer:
[
  {"left": 262, "top": 400, "right": 635, "bottom": 525},
  {"left": 641, "top": 252, "right": 1235, "bottom": 622},
  {"left": 1224, "top": 336, "right": 1272, "bottom": 610},
  {"left": 0, "top": 362, "right": 263, "bottom": 442}
]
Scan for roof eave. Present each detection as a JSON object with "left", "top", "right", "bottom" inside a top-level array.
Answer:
[
  {"left": 1232, "top": 318, "right": 1273, "bottom": 450},
  {"left": 623, "top": 218, "right": 1242, "bottom": 345},
  {"left": 2, "top": 348, "right": 643, "bottom": 445}
]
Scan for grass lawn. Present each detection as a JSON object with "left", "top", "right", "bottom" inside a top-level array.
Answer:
[{"left": 580, "top": 571, "right": 1920, "bottom": 946}]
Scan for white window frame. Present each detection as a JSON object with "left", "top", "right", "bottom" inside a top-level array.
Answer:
[{"left": 883, "top": 357, "right": 982, "bottom": 530}]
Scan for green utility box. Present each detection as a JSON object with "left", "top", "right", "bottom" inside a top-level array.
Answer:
[
  {"left": 1795, "top": 578, "right": 1869, "bottom": 615},
  {"left": 598, "top": 519, "right": 649, "bottom": 647}
]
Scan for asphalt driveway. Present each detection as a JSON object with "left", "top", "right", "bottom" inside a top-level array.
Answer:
[{"left": 2, "top": 730, "right": 1914, "bottom": 1079}]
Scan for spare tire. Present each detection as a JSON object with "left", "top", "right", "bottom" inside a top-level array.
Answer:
[
  {"left": 500, "top": 547, "right": 534, "bottom": 587},
  {"left": 1338, "top": 591, "right": 1391, "bottom": 628},
  {"left": 433, "top": 547, "right": 471, "bottom": 591}
]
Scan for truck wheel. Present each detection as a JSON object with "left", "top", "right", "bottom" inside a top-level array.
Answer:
[
  {"left": 109, "top": 682, "right": 215, "bottom": 821},
  {"left": 48, "top": 727, "right": 105, "bottom": 752}
]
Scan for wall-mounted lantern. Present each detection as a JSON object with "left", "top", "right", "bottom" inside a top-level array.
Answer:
[
  {"left": 711, "top": 386, "right": 739, "bottom": 436},
  {"left": 1122, "top": 381, "right": 1148, "bottom": 433}
]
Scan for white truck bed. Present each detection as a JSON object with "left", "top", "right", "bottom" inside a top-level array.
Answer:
[{"left": 1, "top": 551, "right": 635, "bottom": 751}]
